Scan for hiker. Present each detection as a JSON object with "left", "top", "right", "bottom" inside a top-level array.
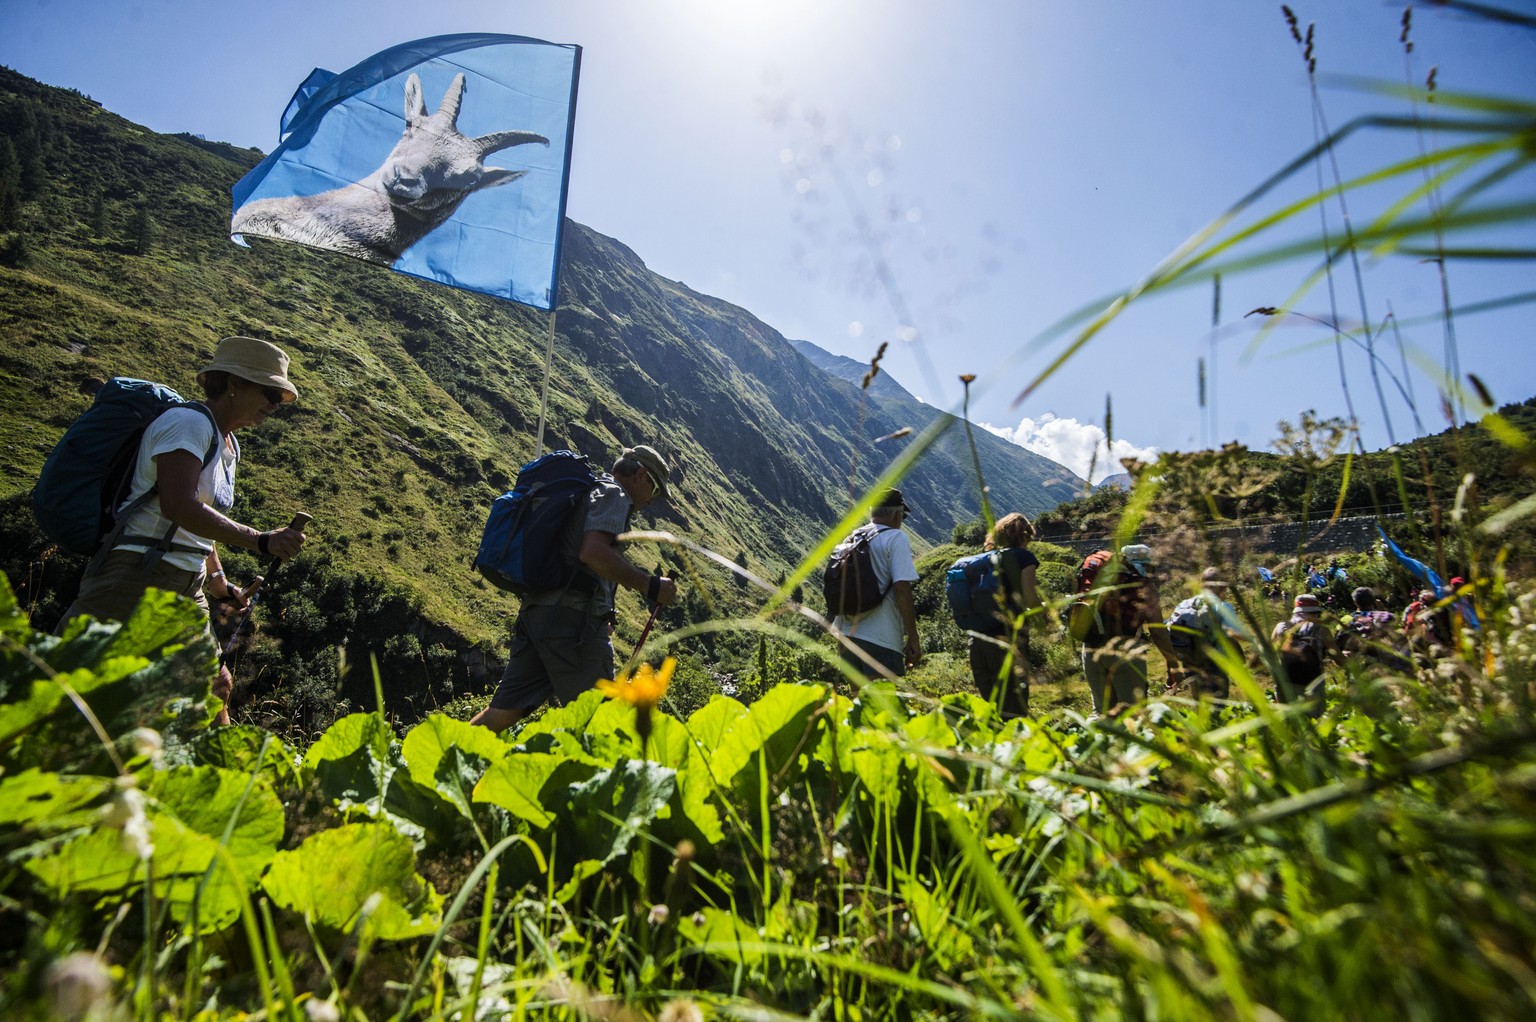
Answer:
[
  {"left": 830, "top": 488, "right": 921, "bottom": 679},
  {"left": 1403, "top": 588, "right": 1453, "bottom": 662},
  {"left": 1076, "top": 543, "right": 1182, "bottom": 715},
  {"left": 963, "top": 512, "right": 1044, "bottom": 718},
  {"left": 54, "top": 336, "right": 307, "bottom": 725},
  {"left": 1270, "top": 592, "right": 1338, "bottom": 712},
  {"left": 471, "top": 445, "right": 678, "bottom": 734},
  {"left": 1166, "top": 567, "right": 1248, "bottom": 699},
  {"left": 1341, "top": 586, "right": 1410, "bottom": 669}
]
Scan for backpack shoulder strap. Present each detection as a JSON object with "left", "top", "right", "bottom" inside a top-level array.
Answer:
[
  {"left": 89, "top": 403, "right": 225, "bottom": 578},
  {"left": 190, "top": 402, "right": 221, "bottom": 468}
]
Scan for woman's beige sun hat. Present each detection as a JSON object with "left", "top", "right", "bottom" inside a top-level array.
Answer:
[{"left": 198, "top": 336, "right": 298, "bottom": 402}]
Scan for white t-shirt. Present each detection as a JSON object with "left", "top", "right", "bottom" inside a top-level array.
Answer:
[
  {"left": 832, "top": 525, "right": 918, "bottom": 654},
  {"left": 115, "top": 406, "right": 236, "bottom": 571}
]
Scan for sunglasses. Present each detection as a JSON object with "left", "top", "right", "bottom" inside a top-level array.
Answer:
[
  {"left": 261, "top": 385, "right": 285, "bottom": 405},
  {"left": 645, "top": 468, "right": 663, "bottom": 494}
]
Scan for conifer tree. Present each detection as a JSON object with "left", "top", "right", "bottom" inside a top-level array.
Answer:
[
  {"left": 88, "top": 189, "right": 108, "bottom": 237},
  {"left": 131, "top": 201, "right": 154, "bottom": 255}
]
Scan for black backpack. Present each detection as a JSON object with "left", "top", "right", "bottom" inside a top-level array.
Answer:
[
  {"left": 823, "top": 524, "right": 888, "bottom": 617},
  {"left": 1278, "top": 620, "right": 1325, "bottom": 686}
]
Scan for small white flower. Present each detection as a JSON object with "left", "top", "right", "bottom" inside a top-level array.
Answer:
[
  {"left": 43, "top": 952, "right": 111, "bottom": 1021},
  {"left": 305, "top": 998, "right": 341, "bottom": 1022},
  {"left": 658, "top": 998, "right": 705, "bottom": 1022},
  {"left": 1235, "top": 871, "right": 1271, "bottom": 900},
  {"left": 648, "top": 904, "right": 670, "bottom": 926},
  {"left": 128, "top": 727, "right": 163, "bottom": 762},
  {"left": 101, "top": 784, "right": 154, "bottom": 860},
  {"left": 121, "top": 814, "right": 154, "bottom": 861}
]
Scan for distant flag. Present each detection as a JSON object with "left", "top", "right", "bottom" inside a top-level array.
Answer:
[
  {"left": 1377, "top": 523, "right": 1479, "bottom": 630},
  {"left": 1377, "top": 524, "right": 1445, "bottom": 594},
  {"left": 231, "top": 33, "right": 581, "bottom": 311}
]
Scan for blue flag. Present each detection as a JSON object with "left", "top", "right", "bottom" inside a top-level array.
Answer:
[
  {"left": 1377, "top": 524, "right": 1480, "bottom": 630},
  {"left": 1377, "top": 524, "right": 1445, "bottom": 594},
  {"left": 231, "top": 34, "right": 580, "bottom": 311}
]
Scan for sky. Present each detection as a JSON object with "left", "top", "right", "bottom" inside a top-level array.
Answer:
[{"left": 4, "top": 0, "right": 1533, "bottom": 483}]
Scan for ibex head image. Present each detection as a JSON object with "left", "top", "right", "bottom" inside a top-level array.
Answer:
[{"left": 232, "top": 72, "right": 550, "bottom": 264}]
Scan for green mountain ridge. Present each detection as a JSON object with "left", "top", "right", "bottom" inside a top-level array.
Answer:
[{"left": 0, "top": 66, "right": 1074, "bottom": 666}]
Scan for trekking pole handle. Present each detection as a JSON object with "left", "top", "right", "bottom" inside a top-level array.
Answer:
[{"left": 247, "top": 513, "right": 312, "bottom": 601}]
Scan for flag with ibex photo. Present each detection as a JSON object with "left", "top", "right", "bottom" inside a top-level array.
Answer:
[{"left": 231, "top": 33, "right": 581, "bottom": 311}]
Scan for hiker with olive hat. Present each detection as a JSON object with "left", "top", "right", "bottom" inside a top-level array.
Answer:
[
  {"left": 56, "top": 336, "right": 308, "bottom": 725},
  {"left": 472, "top": 444, "right": 679, "bottom": 734}
]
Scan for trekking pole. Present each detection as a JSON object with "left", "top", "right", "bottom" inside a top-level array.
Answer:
[
  {"left": 633, "top": 601, "right": 661, "bottom": 659},
  {"left": 219, "top": 513, "right": 311, "bottom": 671}
]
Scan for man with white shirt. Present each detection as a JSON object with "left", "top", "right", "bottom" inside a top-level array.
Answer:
[{"left": 832, "top": 488, "right": 922, "bottom": 678}]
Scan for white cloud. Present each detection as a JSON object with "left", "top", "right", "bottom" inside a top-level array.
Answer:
[{"left": 981, "top": 413, "right": 1159, "bottom": 484}]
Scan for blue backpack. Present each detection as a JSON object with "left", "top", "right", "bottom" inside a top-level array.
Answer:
[
  {"left": 474, "top": 450, "right": 598, "bottom": 595},
  {"left": 946, "top": 551, "right": 1003, "bottom": 633},
  {"left": 32, "top": 377, "right": 219, "bottom": 557}
]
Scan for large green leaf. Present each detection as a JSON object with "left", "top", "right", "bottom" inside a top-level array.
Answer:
[
  {"left": 596, "top": 701, "right": 727, "bottom": 849},
  {"left": 850, "top": 730, "right": 909, "bottom": 807},
  {"left": 1, "top": 586, "right": 217, "bottom": 766},
  {"left": 899, "top": 873, "right": 975, "bottom": 970},
  {"left": 181, "top": 725, "right": 301, "bottom": 791},
  {"left": 303, "top": 712, "right": 395, "bottom": 806},
  {"left": 26, "top": 765, "right": 285, "bottom": 931},
  {"left": 261, "top": 821, "right": 442, "bottom": 941},
  {"left": 0, "top": 768, "right": 112, "bottom": 832},
  {"left": 400, "top": 713, "right": 509, "bottom": 819},
  {"left": 683, "top": 695, "right": 749, "bottom": 755},
  {"left": 554, "top": 759, "right": 676, "bottom": 876},
  {"left": 708, "top": 682, "right": 827, "bottom": 801},
  {"left": 473, "top": 751, "right": 600, "bottom": 829},
  {"left": 510, "top": 690, "right": 605, "bottom": 746}
]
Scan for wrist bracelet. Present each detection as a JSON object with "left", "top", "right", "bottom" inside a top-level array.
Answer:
[
  {"left": 257, "top": 532, "right": 271, "bottom": 556},
  {"left": 209, "top": 570, "right": 226, "bottom": 581},
  {"left": 647, "top": 575, "right": 662, "bottom": 602}
]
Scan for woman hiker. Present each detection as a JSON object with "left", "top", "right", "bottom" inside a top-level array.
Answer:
[{"left": 55, "top": 336, "right": 307, "bottom": 725}]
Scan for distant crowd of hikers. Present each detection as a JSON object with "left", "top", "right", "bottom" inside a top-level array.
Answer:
[{"left": 37, "top": 337, "right": 1469, "bottom": 730}]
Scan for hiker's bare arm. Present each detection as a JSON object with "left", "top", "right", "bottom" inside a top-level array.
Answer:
[
  {"left": 202, "top": 547, "right": 247, "bottom": 607},
  {"left": 891, "top": 580, "right": 922, "bottom": 667},
  {"left": 579, "top": 530, "right": 677, "bottom": 606},
  {"left": 1141, "top": 592, "right": 1182, "bottom": 676},
  {"left": 1020, "top": 565, "right": 1044, "bottom": 613},
  {"left": 154, "top": 450, "right": 304, "bottom": 560}
]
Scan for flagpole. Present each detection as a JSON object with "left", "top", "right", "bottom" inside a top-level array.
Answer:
[{"left": 533, "top": 309, "right": 558, "bottom": 455}]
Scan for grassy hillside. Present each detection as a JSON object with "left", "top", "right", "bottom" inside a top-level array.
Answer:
[{"left": 0, "top": 65, "right": 1079, "bottom": 714}]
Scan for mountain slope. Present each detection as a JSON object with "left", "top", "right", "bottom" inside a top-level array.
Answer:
[
  {"left": 0, "top": 65, "right": 1074, "bottom": 669},
  {"left": 791, "top": 338, "right": 1083, "bottom": 514}
]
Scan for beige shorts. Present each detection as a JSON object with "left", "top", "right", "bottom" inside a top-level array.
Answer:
[{"left": 56, "top": 549, "right": 211, "bottom": 638}]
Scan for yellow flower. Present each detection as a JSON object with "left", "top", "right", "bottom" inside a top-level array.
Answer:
[{"left": 595, "top": 657, "right": 675, "bottom": 713}]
